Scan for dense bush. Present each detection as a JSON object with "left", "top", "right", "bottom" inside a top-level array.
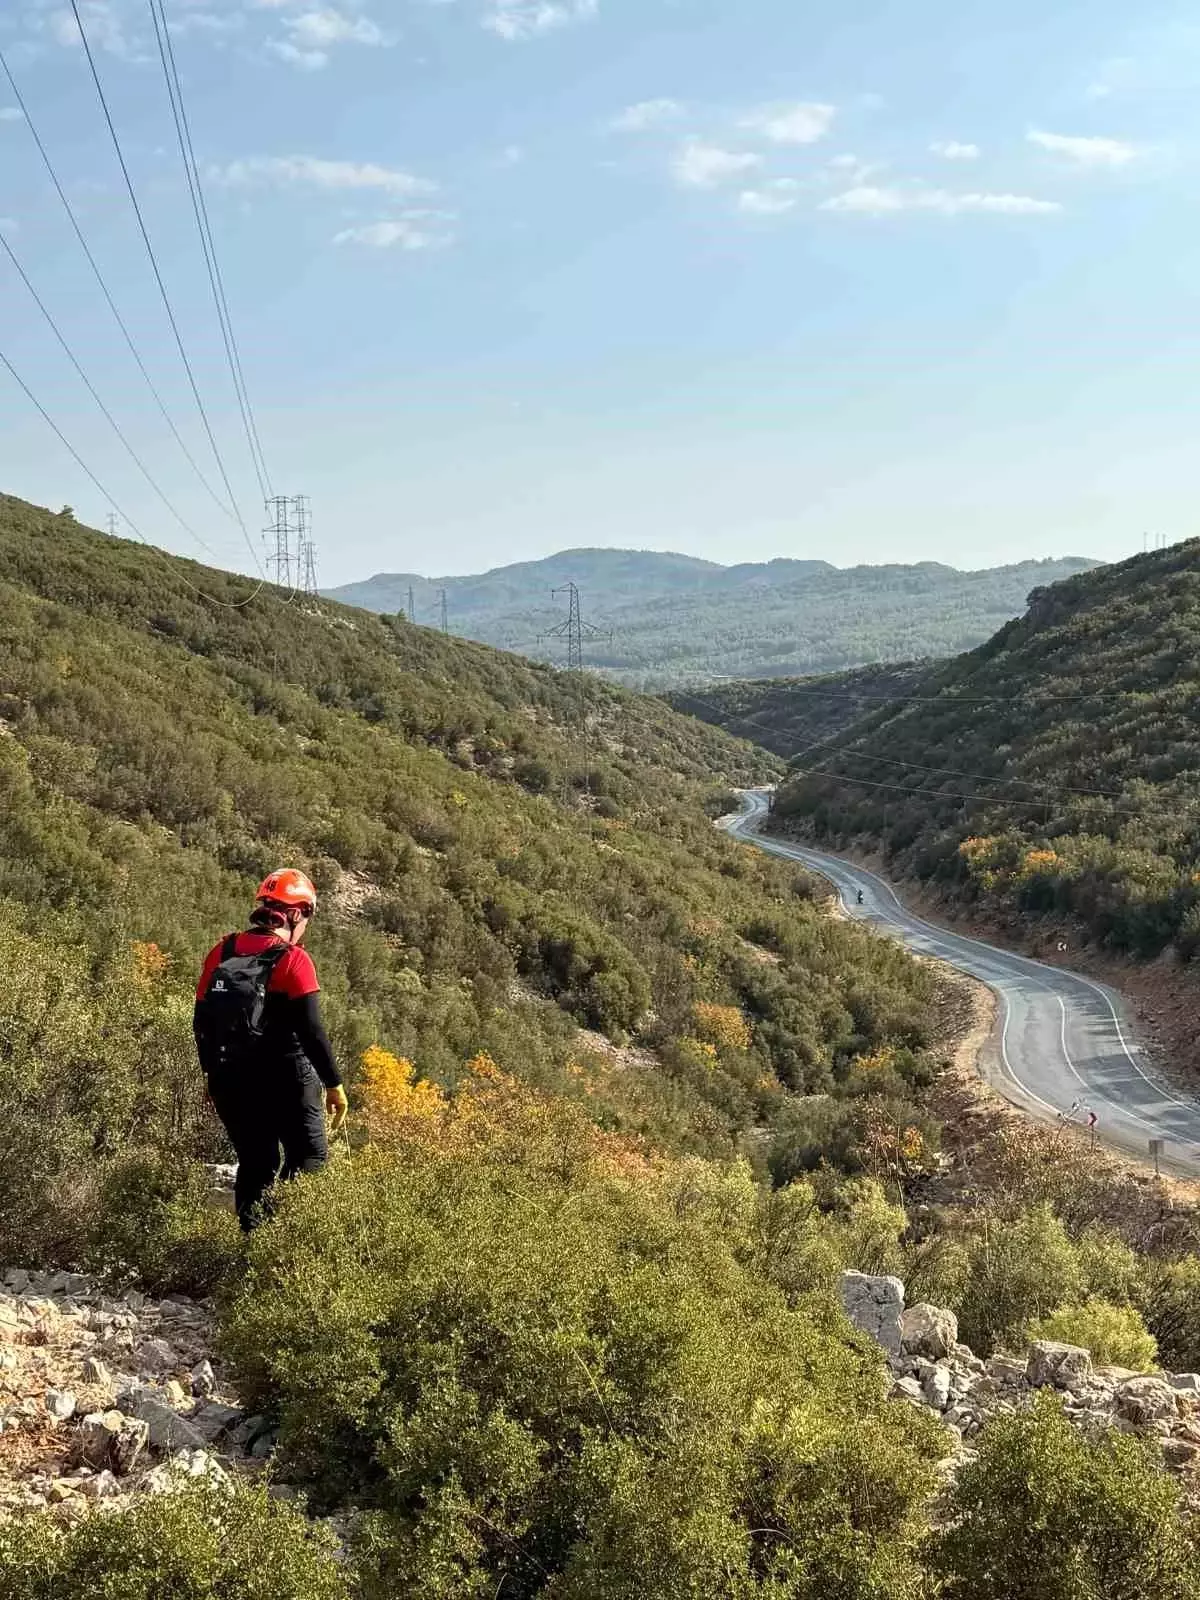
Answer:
[
  {"left": 0, "top": 1484, "right": 350, "bottom": 1599},
  {"left": 1026, "top": 1300, "right": 1158, "bottom": 1372},
  {"left": 955, "top": 1206, "right": 1082, "bottom": 1354},
  {"left": 1140, "top": 1257, "right": 1200, "bottom": 1372},
  {"left": 219, "top": 1094, "right": 943, "bottom": 1600},
  {"left": 928, "top": 1396, "right": 1200, "bottom": 1599}
]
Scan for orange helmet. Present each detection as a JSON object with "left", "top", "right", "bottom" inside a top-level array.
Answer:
[{"left": 256, "top": 869, "right": 317, "bottom": 915}]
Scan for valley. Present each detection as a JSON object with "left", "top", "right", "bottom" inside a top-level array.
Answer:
[{"left": 3, "top": 499, "right": 1200, "bottom": 1597}]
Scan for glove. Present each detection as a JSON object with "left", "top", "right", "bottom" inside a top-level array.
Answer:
[{"left": 325, "top": 1085, "right": 349, "bottom": 1132}]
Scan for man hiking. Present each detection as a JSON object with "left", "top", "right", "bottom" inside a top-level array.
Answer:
[{"left": 194, "top": 869, "right": 349, "bottom": 1231}]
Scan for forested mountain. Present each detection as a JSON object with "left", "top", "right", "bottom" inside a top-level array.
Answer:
[
  {"left": 774, "top": 541, "right": 1200, "bottom": 960},
  {"left": 327, "top": 548, "right": 1099, "bottom": 688},
  {"left": 667, "top": 663, "right": 932, "bottom": 760}
]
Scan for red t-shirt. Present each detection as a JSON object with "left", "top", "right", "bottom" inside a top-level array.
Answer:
[{"left": 196, "top": 932, "right": 320, "bottom": 1002}]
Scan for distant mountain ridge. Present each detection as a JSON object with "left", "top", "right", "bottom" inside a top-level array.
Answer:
[{"left": 325, "top": 547, "right": 1102, "bottom": 689}]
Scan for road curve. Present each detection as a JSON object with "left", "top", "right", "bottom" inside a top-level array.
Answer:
[{"left": 724, "top": 790, "right": 1200, "bottom": 1179}]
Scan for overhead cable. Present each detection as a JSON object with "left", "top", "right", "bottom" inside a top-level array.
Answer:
[
  {"left": 672, "top": 688, "right": 1151, "bottom": 803},
  {"left": 0, "top": 340, "right": 267, "bottom": 610},
  {"left": 68, "top": 0, "right": 265, "bottom": 577},
  {"left": 0, "top": 224, "right": 226, "bottom": 563},
  {"left": 147, "top": 0, "right": 273, "bottom": 503},
  {"left": 0, "top": 43, "right": 238, "bottom": 527},
  {"left": 794, "top": 765, "right": 1154, "bottom": 820}
]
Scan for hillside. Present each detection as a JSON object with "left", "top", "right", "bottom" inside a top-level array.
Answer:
[
  {"left": 8, "top": 498, "right": 1200, "bottom": 1592},
  {"left": 326, "top": 548, "right": 1100, "bottom": 689},
  {"left": 667, "top": 663, "right": 932, "bottom": 760},
  {"left": 0, "top": 492, "right": 953, "bottom": 1248},
  {"left": 773, "top": 540, "right": 1200, "bottom": 961}
]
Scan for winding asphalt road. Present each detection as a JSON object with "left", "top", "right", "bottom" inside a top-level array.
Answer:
[{"left": 725, "top": 790, "right": 1200, "bottom": 1179}]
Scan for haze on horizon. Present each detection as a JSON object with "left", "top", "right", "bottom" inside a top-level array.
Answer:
[
  {"left": 348, "top": 543, "right": 1103, "bottom": 585},
  {"left": 1, "top": 0, "right": 1195, "bottom": 585}
]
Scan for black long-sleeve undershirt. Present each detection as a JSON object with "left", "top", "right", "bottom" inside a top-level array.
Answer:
[{"left": 290, "top": 991, "right": 341, "bottom": 1089}]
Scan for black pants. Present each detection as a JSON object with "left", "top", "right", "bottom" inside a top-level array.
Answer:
[{"left": 209, "top": 1059, "right": 328, "bottom": 1231}]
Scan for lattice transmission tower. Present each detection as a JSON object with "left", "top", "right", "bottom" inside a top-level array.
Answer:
[
  {"left": 264, "top": 495, "right": 294, "bottom": 590},
  {"left": 294, "top": 495, "right": 320, "bottom": 603},
  {"left": 264, "top": 494, "right": 319, "bottom": 602},
  {"left": 539, "top": 582, "right": 612, "bottom": 670}
]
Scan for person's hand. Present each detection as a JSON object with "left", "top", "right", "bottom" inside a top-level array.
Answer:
[{"left": 325, "top": 1085, "right": 349, "bottom": 1132}]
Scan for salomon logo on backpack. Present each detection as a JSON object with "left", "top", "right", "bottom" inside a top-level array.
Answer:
[{"left": 196, "top": 935, "right": 288, "bottom": 1070}]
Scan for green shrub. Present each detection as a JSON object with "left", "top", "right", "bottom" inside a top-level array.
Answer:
[
  {"left": 1027, "top": 1300, "right": 1158, "bottom": 1372},
  {"left": 83, "top": 1151, "right": 241, "bottom": 1297},
  {"left": 927, "top": 1395, "right": 1200, "bottom": 1599},
  {"left": 956, "top": 1205, "right": 1082, "bottom": 1354},
  {"left": 824, "top": 1178, "right": 907, "bottom": 1278},
  {"left": 1074, "top": 1226, "right": 1146, "bottom": 1305},
  {"left": 0, "top": 908, "right": 217, "bottom": 1273},
  {"left": 220, "top": 1144, "right": 942, "bottom": 1600},
  {"left": 1139, "top": 1256, "right": 1200, "bottom": 1372},
  {"left": 0, "top": 1483, "right": 350, "bottom": 1599}
]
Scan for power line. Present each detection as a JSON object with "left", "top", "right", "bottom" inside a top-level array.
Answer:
[
  {"left": 0, "top": 339, "right": 267, "bottom": 610},
  {"left": 803, "top": 747, "right": 1133, "bottom": 802},
  {"left": 672, "top": 688, "right": 1140, "bottom": 802},
  {"left": 68, "top": 0, "right": 264, "bottom": 577},
  {"left": 791, "top": 764, "right": 1155, "bottom": 820},
  {"left": 146, "top": 0, "right": 272, "bottom": 503},
  {"left": 0, "top": 223, "right": 226, "bottom": 563},
  {"left": 676, "top": 680, "right": 1177, "bottom": 709},
  {"left": 0, "top": 44, "right": 237, "bottom": 527}
]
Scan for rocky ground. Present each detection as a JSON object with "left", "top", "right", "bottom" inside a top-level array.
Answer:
[
  {"left": 843, "top": 1270, "right": 1200, "bottom": 1491},
  {"left": 7, "top": 1253, "right": 1198, "bottom": 1534},
  {"left": 0, "top": 1262, "right": 282, "bottom": 1524}
]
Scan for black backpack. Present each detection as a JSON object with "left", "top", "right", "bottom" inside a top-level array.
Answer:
[{"left": 196, "top": 935, "right": 289, "bottom": 1072}]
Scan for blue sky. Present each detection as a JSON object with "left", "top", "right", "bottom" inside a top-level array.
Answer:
[{"left": 0, "top": 0, "right": 1197, "bottom": 584}]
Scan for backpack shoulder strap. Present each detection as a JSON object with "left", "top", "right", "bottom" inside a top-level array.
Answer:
[{"left": 220, "top": 932, "right": 240, "bottom": 962}]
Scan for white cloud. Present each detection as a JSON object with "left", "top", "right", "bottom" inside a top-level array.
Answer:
[
  {"left": 214, "top": 156, "right": 436, "bottom": 197},
  {"left": 0, "top": 108, "right": 24, "bottom": 123},
  {"left": 1028, "top": 129, "right": 1137, "bottom": 167},
  {"left": 49, "top": 1, "right": 139, "bottom": 59},
  {"left": 172, "top": 9, "right": 246, "bottom": 39},
  {"left": 738, "top": 180, "right": 800, "bottom": 216},
  {"left": 823, "top": 184, "right": 1062, "bottom": 217},
  {"left": 610, "top": 98, "right": 685, "bottom": 133},
  {"left": 334, "top": 212, "right": 456, "bottom": 250},
  {"left": 287, "top": 8, "right": 385, "bottom": 46},
  {"left": 257, "top": 2, "right": 390, "bottom": 68},
  {"left": 826, "top": 153, "right": 881, "bottom": 185},
  {"left": 483, "top": 0, "right": 597, "bottom": 40},
  {"left": 739, "top": 102, "right": 836, "bottom": 146},
  {"left": 268, "top": 40, "right": 330, "bottom": 68},
  {"left": 671, "top": 140, "right": 761, "bottom": 189},
  {"left": 931, "top": 140, "right": 980, "bottom": 161}
]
